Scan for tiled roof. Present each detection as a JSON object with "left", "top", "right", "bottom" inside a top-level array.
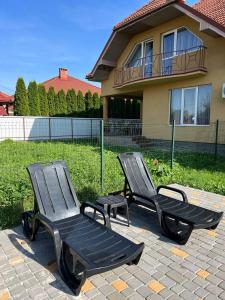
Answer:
[
  {"left": 114, "top": 0, "right": 167, "bottom": 29},
  {"left": 0, "top": 106, "right": 8, "bottom": 116},
  {"left": 114, "top": 0, "right": 225, "bottom": 30},
  {"left": 193, "top": 0, "right": 225, "bottom": 27},
  {"left": 43, "top": 76, "right": 101, "bottom": 95},
  {"left": 0, "top": 91, "right": 13, "bottom": 103}
]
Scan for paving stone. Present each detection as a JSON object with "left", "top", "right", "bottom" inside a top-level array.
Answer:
[
  {"left": 136, "top": 285, "right": 152, "bottom": 298},
  {"left": 166, "top": 270, "right": 186, "bottom": 284},
  {"left": 205, "top": 283, "right": 224, "bottom": 296},
  {"left": 180, "top": 290, "right": 197, "bottom": 300},
  {"left": 194, "top": 287, "right": 209, "bottom": 298},
  {"left": 99, "top": 284, "right": 114, "bottom": 296},
  {"left": 121, "top": 286, "right": 135, "bottom": 297},
  {"left": 107, "top": 292, "right": 126, "bottom": 300},
  {"left": 126, "top": 277, "right": 143, "bottom": 289}
]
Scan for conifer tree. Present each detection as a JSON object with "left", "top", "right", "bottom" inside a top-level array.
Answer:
[
  {"left": 66, "top": 89, "right": 77, "bottom": 116},
  {"left": 54, "top": 93, "right": 60, "bottom": 116},
  {"left": 14, "top": 78, "right": 29, "bottom": 116},
  {"left": 77, "top": 90, "right": 85, "bottom": 116},
  {"left": 38, "top": 84, "right": 49, "bottom": 116},
  {"left": 57, "top": 90, "right": 67, "bottom": 115},
  {"left": 28, "top": 81, "right": 40, "bottom": 116},
  {"left": 85, "top": 90, "right": 93, "bottom": 117},
  {"left": 100, "top": 96, "right": 103, "bottom": 118},
  {"left": 47, "top": 87, "right": 55, "bottom": 116},
  {"left": 93, "top": 92, "right": 100, "bottom": 117}
]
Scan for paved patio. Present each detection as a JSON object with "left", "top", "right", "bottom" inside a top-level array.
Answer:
[{"left": 0, "top": 184, "right": 225, "bottom": 300}]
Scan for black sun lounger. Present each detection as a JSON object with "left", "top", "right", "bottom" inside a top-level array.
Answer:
[
  {"left": 117, "top": 152, "right": 223, "bottom": 245},
  {"left": 22, "top": 161, "right": 144, "bottom": 295}
]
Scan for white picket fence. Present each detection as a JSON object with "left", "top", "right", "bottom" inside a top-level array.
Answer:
[{"left": 0, "top": 116, "right": 101, "bottom": 141}]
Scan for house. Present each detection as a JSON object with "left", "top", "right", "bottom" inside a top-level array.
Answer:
[
  {"left": 0, "top": 92, "right": 14, "bottom": 116},
  {"left": 87, "top": 0, "right": 225, "bottom": 145},
  {"left": 43, "top": 68, "right": 101, "bottom": 95}
]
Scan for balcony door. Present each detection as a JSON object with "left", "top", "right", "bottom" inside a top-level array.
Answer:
[
  {"left": 162, "top": 27, "right": 203, "bottom": 75},
  {"left": 143, "top": 41, "right": 153, "bottom": 78}
]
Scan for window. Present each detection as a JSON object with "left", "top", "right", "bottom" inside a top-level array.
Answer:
[
  {"left": 170, "top": 85, "right": 212, "bottom": 125},
  {"left": 125, "top": 41, "right": 153, "bottom": 70},
  {"left": 162, "top": 27, "right": 203, "bottom": 75},
  {"left": 126, "top": 44, "right": 142, "bottom": 68}
]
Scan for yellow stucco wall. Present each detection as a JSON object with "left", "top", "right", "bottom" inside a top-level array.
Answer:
[{"left": 101, "top": 15, "right": 225, "bottom": 143}]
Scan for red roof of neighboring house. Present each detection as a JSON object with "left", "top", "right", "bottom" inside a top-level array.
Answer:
[
  {"left": 0, "top": 106, "right": 8, "bottom": 116},
  {"left": 43, "top": 68, "right": 101, "bottom": 95},
  {"left": 0, "top": 91, "right": 13, "bottom": 103},
  {"left": 114, "top": 0, "right": 225, "bottom": 30}
]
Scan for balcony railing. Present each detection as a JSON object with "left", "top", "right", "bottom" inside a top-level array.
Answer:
[{"left": 114, "top": 46, "right": 207, "bottom": 87}]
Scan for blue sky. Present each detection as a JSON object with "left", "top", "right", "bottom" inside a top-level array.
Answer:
[{"left": 0, "top": 0, "right": 197, "bottom": 94}]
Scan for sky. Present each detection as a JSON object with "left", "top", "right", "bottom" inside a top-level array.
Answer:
[{"left": 0, "top": 0, "right": 198, "bottom": 94}]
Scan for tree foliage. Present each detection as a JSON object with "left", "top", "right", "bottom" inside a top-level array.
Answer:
[
  {"left": 28, "top": 81, "right": 40, "bottom": 116},
  {"left": 77, "top": 90, "right": 85, "bottom": 115},
  {"left": 66, "top": 89, "right": 77, "bottom": 116},
  {"left": 57, "top": 90, "right": 67, "bottom": 115},
  {"left": 47, "top": 87, "right": 55, "bottom": 117},
  {"left": 14, "top": 78, "right": 29, "bottom": 116},
  {"left": 85, "top": 90, "right": 93, "bottom": 117},
  {"left": 38, "top": 84, "right": 49, "bottom": 116}
]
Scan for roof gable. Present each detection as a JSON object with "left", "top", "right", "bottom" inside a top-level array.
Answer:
[{"left": 87, "top": 0, "right": 225, "bottom": 82}]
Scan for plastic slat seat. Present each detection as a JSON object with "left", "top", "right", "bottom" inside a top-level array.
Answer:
[
  {"left": 22, "top": 161, "right": 144, "bottom": 295},
  {"left": 117, "top": 152, "right": 223, "bottom": 244}
]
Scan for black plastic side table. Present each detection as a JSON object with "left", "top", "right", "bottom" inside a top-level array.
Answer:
[{"left": 96, "top": 195, "right": 130, "bottom": 227}]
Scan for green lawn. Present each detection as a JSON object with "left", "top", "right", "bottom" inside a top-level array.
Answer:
[{"left": 0, "top": 139, "right": 225, "bottom": 229}]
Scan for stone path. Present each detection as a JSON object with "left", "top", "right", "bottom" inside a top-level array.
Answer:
[{"left": 0, "top": 185, "right": 225, "bottom": 300}]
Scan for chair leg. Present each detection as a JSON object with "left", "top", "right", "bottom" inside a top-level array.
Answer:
[
  {"left": 161, "top": 213, "right": 193, "bottom": 245},
  {"left": 22, "top": 211, "right": 39, "bottom": 241},
  {"left": 112, "top": 207, "right": 117, "bottom": 219},
  {"left": 59, "top": 243, "right": 86, "bottom": 296},
  {"left": 125, "top": 203, "right": 130, "bottom": 227}
]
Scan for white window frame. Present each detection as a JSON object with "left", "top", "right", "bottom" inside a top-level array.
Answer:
[
  {"left": 161, "top": 26, "right": 203, "bottom": 56},
  {"left": 169, "top": 85, "right": 211, "bottom": 127},
  {"left": 124, "top": 39, "right": 153, "bottom": 68}
]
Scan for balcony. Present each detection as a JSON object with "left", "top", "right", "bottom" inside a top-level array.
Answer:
[{"left": 114, "top": 46, "right": 207, "bottom": 88}]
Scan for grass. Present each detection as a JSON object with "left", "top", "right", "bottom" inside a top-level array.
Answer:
[{"left": 0, "top": 139, "right": 225, "bottom": 229}]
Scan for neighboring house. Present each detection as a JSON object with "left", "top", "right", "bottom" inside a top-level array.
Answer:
[
  {"left": 43, "top": 68, "right": 101, "bottom": 95},
  {"left": 0, "top": 92, "right": 14, "bottom": 116},
  {"left": 87, "top": 0, "right": 225, "bottom": 144}
]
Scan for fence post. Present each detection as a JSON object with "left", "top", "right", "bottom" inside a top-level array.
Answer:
[
  {"left": 171, "top": 119, "right": 175, "bottom": 169},
  {"left": 215, "top": 119, "right": 219, "bottom": 160},
  {"left": 100, "top": 120, "right": 104, "bottom": 192}
]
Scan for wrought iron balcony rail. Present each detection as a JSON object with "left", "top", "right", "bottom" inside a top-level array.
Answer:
[{"left": 114, "top": 46, "right": 207, "bottom": 87}]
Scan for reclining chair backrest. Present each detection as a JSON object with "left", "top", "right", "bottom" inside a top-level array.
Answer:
[
  {"left": 27, "top": 161, "right": 80, "bottom": 221},
  {"left": 118, "top": 152, "right": 157, "bottom": 198}
]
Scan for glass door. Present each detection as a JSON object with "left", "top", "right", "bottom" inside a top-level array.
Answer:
[
  {"left": 143, "top": 41, "right": 153, "bottom": 78},
  {"left": 162, "top": 32, "right": 175, "bottom": 75}
]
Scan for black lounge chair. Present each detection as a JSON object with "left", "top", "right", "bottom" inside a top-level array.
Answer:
[
  {"left": 22, "top": 161, "right": 144, "bottom": 295},
  {"left": 117, "top": 152, "right": 223, "bottom": 245}
]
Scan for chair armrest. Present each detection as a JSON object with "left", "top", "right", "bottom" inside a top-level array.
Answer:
[
  {"left": 35, "top": 213, "right": 60, "bottom": 237},
  {"left": 132, "top": 192, "right": 161, "bottom": 213},
  {"left": 108, "top": 190, "right": 124, "bottom": 196},
  {"left": 81, "top": 202, "right": 111, "bottom": 229},
  {"left": 157, "top": 185, "right": 188, "bottom": 203}
]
